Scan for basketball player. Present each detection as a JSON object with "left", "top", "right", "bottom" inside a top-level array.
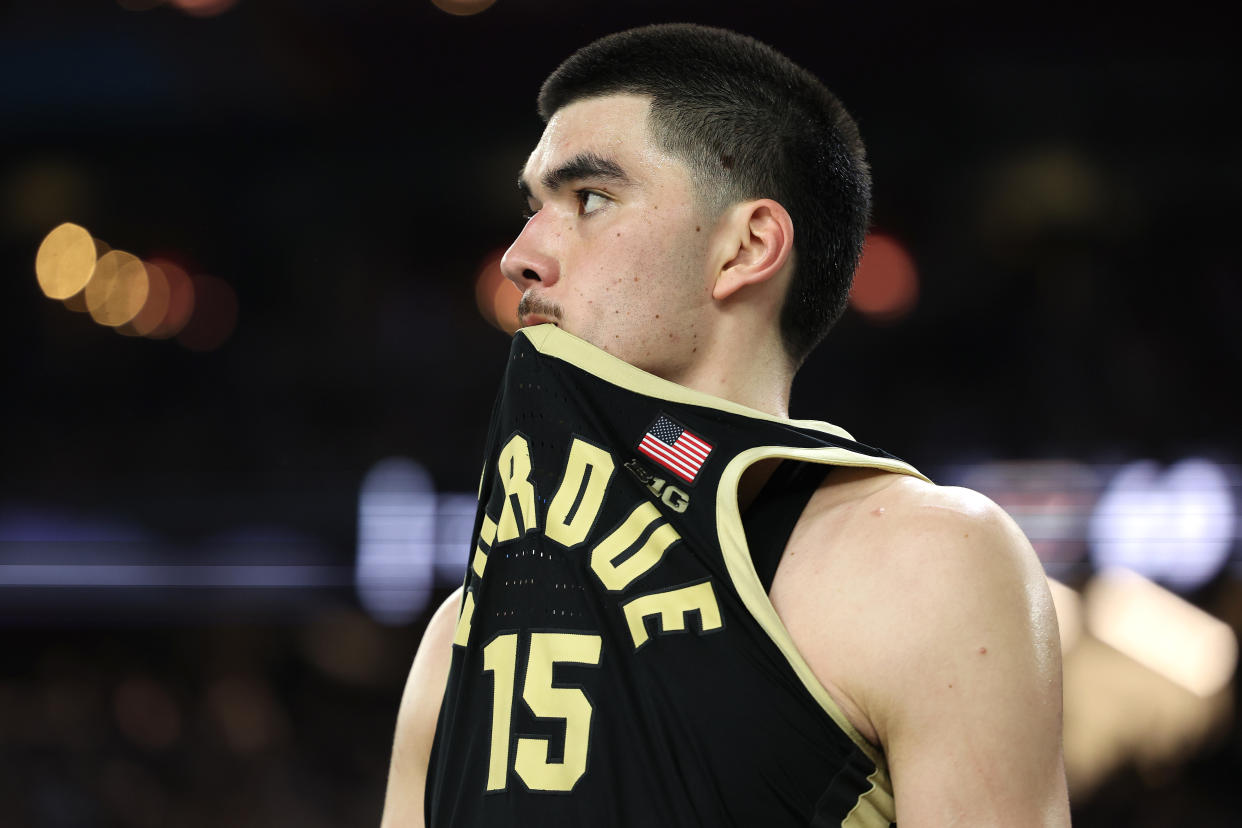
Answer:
[{"left": 383, "top": 24, "right": 1069, "bottom": 827}]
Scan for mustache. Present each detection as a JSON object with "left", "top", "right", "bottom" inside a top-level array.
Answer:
[{"left": 517, "top": 292, "right": 564, "bottom": 322}]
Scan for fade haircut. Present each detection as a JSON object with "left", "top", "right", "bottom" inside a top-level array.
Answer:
[{"left": 538, "top": 23, "right": 871, "bottom": 366}]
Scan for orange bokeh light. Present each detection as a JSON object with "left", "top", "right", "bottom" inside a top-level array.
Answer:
[
  {"left": 492, "top": 279, "right": 521, "bottom": 335},
  {"left": 145, "top": 258, "right": 196, "bottom": 340},
  {"left": 117, "top": 261, "right": 172, "bottom": 337},
  {"left": 848, "top": 233, "right": 919, "bottom": 323},
  {"left": 170, "top": 0, "right": 239, "bottom": 17},
  {"left": 474, "top": 249, "right": 520, "bottom": 334}
]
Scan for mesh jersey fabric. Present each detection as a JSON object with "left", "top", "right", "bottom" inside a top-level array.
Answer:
[{"left": 426, "top": 325, "right": 928, "bottom": 827}]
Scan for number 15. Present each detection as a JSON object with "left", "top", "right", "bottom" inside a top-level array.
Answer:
[{"left": 482, "top": 631, "right": 603, "bottom": 792}]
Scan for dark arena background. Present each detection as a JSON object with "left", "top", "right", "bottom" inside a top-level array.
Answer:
[{"left": 2, "top": 1, "right": 1240, "bottom": 825}]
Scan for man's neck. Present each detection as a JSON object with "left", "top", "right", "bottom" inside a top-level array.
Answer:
[{"left": 663, "top": 334, "right": 794, "bottom": 419}]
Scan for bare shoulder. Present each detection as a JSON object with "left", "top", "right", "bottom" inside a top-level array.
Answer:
[
  {"left": 832, "top": 472, "right": 1061, "bottom": 680},
  {"left": 781, "top": 470, "right": 1052, "bottom": 614},
  {"left": 778, "top": 470, "right": 1060, "bottom": 697},
  {"left": 807, "top": 468, "right": 1037, "bottom": 557},
  {"left": 874, "top": 475, "right": 1048, "bottom": 585},
  {"left": 877, "top": 473, "right": 1036, "bottom": 551}
]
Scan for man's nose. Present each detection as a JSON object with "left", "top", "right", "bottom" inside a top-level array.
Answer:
[{"left": 500, "top": 213, "right": 561, "bottom": 291}]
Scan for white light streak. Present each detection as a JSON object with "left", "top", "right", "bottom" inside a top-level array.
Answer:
[
  {"left": 435, "top": 492, "right": 478, "bottom": 585},
  {"left": 355, "top": 457, "right": 437, "bottom": 625},
  {"left": 0, "top": 564, "right": 347, "bottom": 588},
  {"left": 1088, "top": 458, "right": 1236, "bottom": 591}
]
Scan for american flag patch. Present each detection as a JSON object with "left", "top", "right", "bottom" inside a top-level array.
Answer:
[{"left": 637, "top": 415, "right": 713, "bottom": 484}]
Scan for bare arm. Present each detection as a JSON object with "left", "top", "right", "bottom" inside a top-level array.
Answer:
[
  {"left": 380, "top": 586, "right": 462, "bottom": 828},
  {"left": 777, "top": 480, "right": 1069, "bottom": 826},
  {"left": 872, "top": 490, "right": 1068, "bottom": 826}
]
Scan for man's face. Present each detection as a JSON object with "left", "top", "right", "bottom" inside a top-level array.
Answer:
[{"left": 502, "top": 93, "right": 717, "bottom": 378}]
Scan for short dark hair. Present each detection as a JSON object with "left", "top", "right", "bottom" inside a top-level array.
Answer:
[{"left": 538, "top": 23, "right": 871, "bottom": 366}]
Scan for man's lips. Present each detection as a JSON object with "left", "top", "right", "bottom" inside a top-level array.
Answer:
[{"left": 519, "top": 313, "right": 559, "bottom": 327}]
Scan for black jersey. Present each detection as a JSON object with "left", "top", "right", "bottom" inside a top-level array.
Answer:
[{"left": 426, "top": 325, "right": 928, "bottom": 827}]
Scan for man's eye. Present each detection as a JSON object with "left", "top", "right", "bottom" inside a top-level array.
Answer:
[{"left": 577, "top": 191, "right": 608, "bottom": 215}]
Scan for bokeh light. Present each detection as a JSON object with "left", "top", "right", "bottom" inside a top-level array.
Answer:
[
  {"left": 116, "top": 261, "right": 171, "bottom": 338},
  {"left": 175, "top": 274, "right": 237, "bottom": 352},
  {"left": 435, "top": 492, "right": 479, "bottom": 585},
  {"left": 86, "top": 250, "right": 150, "bottom": 327},
  {"left": 355, "top": 457, "right": 436, "bottom": 625},
  {"left": 35, "top": 223, "right": 97, "bottom": 300},
  {"left": 117, "top": 0, "right": 242, "bottom": 14},
  {"left": 1088, "top": 458, "right": 1236, "bottom": 592},
  {"left": 848, "top": 232, "right": 919, "bottom": 323},
  {"left": 430, "top": 0, "right": 497, "bottom": 17},
  {"left": 474, "top": 249, "right": 520, "bottom": 334},
  {"left": 169, "top": 0, "right": 240, "bottom": 17},
  {"left": 61, "top": 237, "right": 111, "bottom": 314},
  {"left": 950, "top": 460, "right": 1100, "bottom": 578},
  {"left": 145, "top": 258, "right": 196, "bottom": 340},
  {"left": 58, "top": 235, "right": 114, "bottom": 314}
]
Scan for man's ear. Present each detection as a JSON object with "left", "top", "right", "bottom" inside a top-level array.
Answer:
[{"left": 712, "top": 199, "right": 794, "bottom": 301}]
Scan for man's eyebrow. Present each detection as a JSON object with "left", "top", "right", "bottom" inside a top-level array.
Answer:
[{"left": 516, "top": 152, "right": 631, "bottom": 199}]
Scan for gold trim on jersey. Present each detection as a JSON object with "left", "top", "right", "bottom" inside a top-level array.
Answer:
[
  {"left": 715, "top": 449, "right": 927, "bottom": 763},
  {"left": 843, "top": 767, "right": 897, "bottom": 828},
  {"left": 519, "top": 324, "right": 858, "bottom": 439},
  {"left": 519, "top": 323, "right": 931, "bottom": 823}
]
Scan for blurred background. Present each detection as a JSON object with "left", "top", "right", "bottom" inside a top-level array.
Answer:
[{"left": 2, "top": 0, "right": 1240, "bottom": 825}]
